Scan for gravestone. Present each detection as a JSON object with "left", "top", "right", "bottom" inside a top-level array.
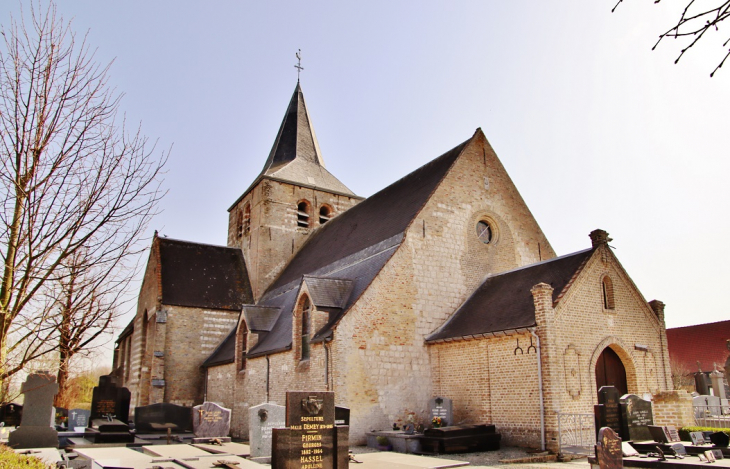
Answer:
[
  {"left": 665, "top": 425, "right": 681, "bottom": 443},
  {"left": 0, "top": 403, "right": 22, "bottom": 427},
  {"left": 90, "top": 375, "right": 131, "bottom": 423},
  {"left": 670, "top": 443, "right": 687, "bottom": 457},
  {"left": 619, "top": 394, "right": 653, "bottom": 441},
  {"left": 690, "top": 431, "right": 707, "bottom": 445},
  {"left": 695, "top": 372, "right": 711, "bottom": 395},
  {"left": 621, "top": 441, "right": 638, "bottom": 457},
  {"left": 710, "top": 431, "right": 729, "bottom": 447},
  {"left": 429, "top": 396, "right": 453, "bottom": 427},
  {"left": 334, "top": 406, "right": 350, "bottom": 427},
  {"left": 271, "top": 391, "right": 348, "bottom": 469},
  {"left": 595, "top": 386, "right": 622, "bottom": 438},
  {"left": 710, "top": 370, "right": 726, "bottom": 399},
  {"left": 595, "top": 427, "right": 623, "bottom": 469},
  {"left": 68, "top": 408, "right": 91, "bottom": 430},
  {"left": 134, "top": 402, "right": 192, "bottom": 433},
  {"left": 648, "top": 425, "right": 669, "bottom": 443},
  {"left": 8, "top": 372, "right": 59, "bottom": 449},
  {"left": 249, "top": 402, "right": 285, "bottom": 459},
  {"left": 192, "top": 402, "right": 231, "bottom": 438}
]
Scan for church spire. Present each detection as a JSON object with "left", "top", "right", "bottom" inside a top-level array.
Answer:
[
  {"left": 260, "top": 82, "right": 325, "bottom": 174},
  {"left": 248, "top": 83, "right": 355, "bottom": 197}
]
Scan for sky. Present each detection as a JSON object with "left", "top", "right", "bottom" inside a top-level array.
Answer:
[{"left": 2, "top": 1, "right": 728, "bottom": 342}]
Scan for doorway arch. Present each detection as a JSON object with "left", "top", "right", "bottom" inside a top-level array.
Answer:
[{"left": 595, "top": 346, "right": 628, "bottom": 396}]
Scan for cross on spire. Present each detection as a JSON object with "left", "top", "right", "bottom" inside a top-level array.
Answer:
[{"left": 295, "top": 49, "right": 304, "bottom": 81}]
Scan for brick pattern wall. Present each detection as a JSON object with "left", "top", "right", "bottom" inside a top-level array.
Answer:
[
  {"left": 227, "top": 180, "right": 360, "bottom": 301},
  {"left": 206, "top": 362, "right": 236, "bottom": 409},
  {"left": 653, "top": 390, "right": 695, "bottom": 428}
]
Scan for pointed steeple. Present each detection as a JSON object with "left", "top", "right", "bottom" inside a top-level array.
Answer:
[
  {"left": 253, "top": 83, "right": 355, "bottom": 196},
  {"left": 261, "top": 82, "right": 325, "bottom": 172}
]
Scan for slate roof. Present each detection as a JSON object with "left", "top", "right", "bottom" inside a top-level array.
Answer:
[
  {"left": 205, "top": 134, "right": 475, "bottom": 363},
  {"left": 158, "top": 237, "right": 253, "bottom": 311},
  {"left": 229, "top": 83, "right": 358, "bottom": 211},
  {"left": 426, "top": 248, "right": 595, "bottom": 342},
  {"left": 666, "top": 320, "right": 730, "bottom": 373},
  {"left": 202, "top": 326, "right": 237, "bottom": 367}
]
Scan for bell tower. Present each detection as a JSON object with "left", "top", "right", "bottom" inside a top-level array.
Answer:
[{"left": 228, "top": 83, "right": 362, "bottom": 300}]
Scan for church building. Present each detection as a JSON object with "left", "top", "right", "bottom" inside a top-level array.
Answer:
[{"left": 113, "top": 83, "right": 674, "bottom": 451}]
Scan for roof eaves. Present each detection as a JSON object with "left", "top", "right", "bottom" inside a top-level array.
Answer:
[{"left": 426, "top": 326, "right": 535, "bottom": 344}]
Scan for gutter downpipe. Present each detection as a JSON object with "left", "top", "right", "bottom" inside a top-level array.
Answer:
[
  {"left": 530, "top": 328, "right": 546, "bottom": 452},
  {"left": 266, "top": 355, "right": 270, "bottom": 403}
]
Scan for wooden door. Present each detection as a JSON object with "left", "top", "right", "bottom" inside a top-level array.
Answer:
[{"left": 595, "top": 347, "right": 628, "bottom": 396}]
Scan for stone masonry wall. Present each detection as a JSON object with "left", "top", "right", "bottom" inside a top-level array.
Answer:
[
  {"left": 653, "top": 390, "right": 695, "bottom": 428},
  {"left": 329, "top": 132, "right": 556, "bottom": 445},
  {"left": 164, "top": 306, "right": 238, "bottom": 406},
  {"left": 227, "top": 181, "right": 360, "bottom": 301},
  {"left": 205, "top": 362, "right": 236, "bottom": 409}
]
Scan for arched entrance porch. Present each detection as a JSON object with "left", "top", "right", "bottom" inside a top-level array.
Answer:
[{"left": 595, "top": 346, "right": 628, "bottom": 396}]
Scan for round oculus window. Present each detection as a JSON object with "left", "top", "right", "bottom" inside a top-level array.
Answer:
[{"left": 476, "top": 220, "right": 493, "bottom": 244}]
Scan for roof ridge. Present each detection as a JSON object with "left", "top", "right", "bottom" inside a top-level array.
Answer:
[{"left": 158, "top": 236, "right": 242, "bottom": 251}]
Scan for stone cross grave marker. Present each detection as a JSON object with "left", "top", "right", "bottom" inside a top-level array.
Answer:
[
  {"left": 249, "top": 402, "right": 286, "bottom": 459},
  {"left": 595, "top": 427, "right": 623, "bottom": 469},
  {"left": 429, "top": 396, "right": 453, "bottom": 427},
  {"left": 595, "top": 386, "right": 622, "bottom": 439},
  {"left": 90, "top": 375, "right": 131, "bottom": 424},
  {"left": 69, "top": 408, "right": 91, "bottom": 430},
  {"left": 8, "top": 372, "right": 59, "bottom": 449},
  {"left": 192, "top": 402, "right": 231, "bottom": 438},
  {"left": 619, "top": 394, "right": 653, "bottom": 442},
  {"left": 271, "top": 391, "right": 348, "bottom": 469}
]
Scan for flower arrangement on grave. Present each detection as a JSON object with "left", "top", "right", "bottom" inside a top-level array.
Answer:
[{"left": 432, "top": 416, "right": 443, "bottom": 428}]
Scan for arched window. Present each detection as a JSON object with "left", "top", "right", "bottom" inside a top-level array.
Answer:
[
  {"left": 238, "top": 322, "right": 248, "bottom": 371},
  {"left": 235, "top": 209, "right": 243, "bottom": 239},
  {"left": 243, "top": 203, "right": 251, "bottom": 235},
  {"left": 319, "top": 205, "right": 332, "bottom": 225},
  {"left": 297, "top": 201, "right": 311, "bottom": 228},
  {"left": 602, "top": 276, "right": 615, "bottom": 310},
  {"left": 299, "top": 296, "right": 312, "bottom": 360}
]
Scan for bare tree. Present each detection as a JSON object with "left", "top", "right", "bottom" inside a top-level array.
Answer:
[
  {"left": 613, "top": 0, "right": 730, "bottom": 76},
  {"left": 47, "top": 250, "right": 130, "bottom": 407},
  {"left": 0, "top": 3, "right": 166, "bottom": 400}
]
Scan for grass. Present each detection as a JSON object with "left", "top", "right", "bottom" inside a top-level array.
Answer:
[{"left": 0, "top": 444, "right": 51, "bottom": 468}]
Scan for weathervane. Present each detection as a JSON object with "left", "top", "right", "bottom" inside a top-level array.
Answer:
[{"left": 295, "top": 49, "right": 304, "bottom": 81}]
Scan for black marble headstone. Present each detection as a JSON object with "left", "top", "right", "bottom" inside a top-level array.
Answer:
[
  {"left": 648, "top": 425, "right": 669, "bottom": 443},
  {"left": 710, "top": 431, "right": 730, "bottom": 447},
  {"left": 90, "top": 375, "right": 131, "bottom": 423},
  {"left": 272, "top": 391, "right": 349, "bottom": 469},
  {"left": 595, "top": 427, "right": 623, "bottom": 469},
  {"left": 619, "top": 394, "right": 653, "bottom": 441},
  {"left": 134, "top": 402, "right": 192, "bottom": 433},
  {"left": 595, "top": 386, "right": 622, "bottom": 438},
  {"left": 334, "top": 406, "right": 349, "bottom": 427},
  {"left": 0, "top": 403, "right": 22, "bottom": 427}
]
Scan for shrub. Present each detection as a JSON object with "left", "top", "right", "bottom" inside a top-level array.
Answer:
[
  {"left": 679, "top": 426, "right": 730, "bottom": 441},
  {"left": 0, "top": 444, "right": 50, "bottom": 468}
]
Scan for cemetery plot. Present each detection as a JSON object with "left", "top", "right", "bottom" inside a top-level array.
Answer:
[{"left": 135, "top": 402, "right": 193, "bottom": 433}]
